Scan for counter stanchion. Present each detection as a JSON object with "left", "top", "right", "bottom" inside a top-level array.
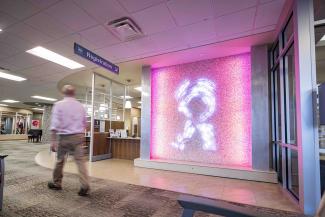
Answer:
[{"left": 0, "top": 155, "right": 8, "bottom": 211}]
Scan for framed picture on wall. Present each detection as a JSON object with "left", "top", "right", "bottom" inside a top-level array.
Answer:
[{"left": 31, "top": 120, "right": 40, "bottom": 129}]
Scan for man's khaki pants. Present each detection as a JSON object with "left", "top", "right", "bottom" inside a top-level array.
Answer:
[{"left": 53, "top": 134, "right": 89, "bottom": 189}]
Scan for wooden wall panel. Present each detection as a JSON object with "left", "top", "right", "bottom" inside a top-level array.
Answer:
[{"left": 109, "top": 138, "right": 140, "bottom": 160}]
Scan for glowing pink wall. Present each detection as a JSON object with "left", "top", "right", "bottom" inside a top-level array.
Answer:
[{"left": 151, "top": 53, "right": 252, "bottom": 167}]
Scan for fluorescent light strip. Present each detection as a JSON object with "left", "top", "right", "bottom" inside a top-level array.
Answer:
[
  {"left": 0, "top": 104, "right": 8, "bottom": 107},
  {"left": 2, "top": 99, "right": 19, "bottom": 103},
  {"left": 134, "top": 86, "right": 142, "bottom": 92},
  {"left": 31, "top": 95, "right": 57, "bottom": 102},
  {"left": 0, "top": 71, "right": 26, "bottom": 81},
  {"left": 119, "top": 96, "right": 133, "bottom": 99},
  {"left": 26, "top": 46, "right": 84, "bottom": 69},
  {"left": 32, "top": 108, "right": 44, "bottom": 111}
]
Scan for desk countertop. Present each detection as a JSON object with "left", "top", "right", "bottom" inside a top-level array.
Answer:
[{"left": 107, "top": 137, "right": 140, "bottom": 140}]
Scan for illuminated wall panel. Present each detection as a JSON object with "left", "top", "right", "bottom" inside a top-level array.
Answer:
[{"left": 151, "top": 53, "right": 252, "bottom": 167}]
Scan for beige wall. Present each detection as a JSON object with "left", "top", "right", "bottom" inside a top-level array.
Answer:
[
  {"left": 124, "top": 108, "right": 141, "bottom": 136},
  {"left": 0, "top": 134, "right": 27, "bottom": 141},
  {"left": 0, "top": 106, "right": 33, "bottom": 114}
]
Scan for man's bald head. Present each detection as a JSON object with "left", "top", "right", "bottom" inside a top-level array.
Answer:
[{"left": 61, "top": 85, "right": 75, "bottom": 97}]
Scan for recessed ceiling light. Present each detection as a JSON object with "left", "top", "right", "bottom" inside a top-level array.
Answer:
[
  {"left": 32, "top": 108, "right": 44, "bottom": 111},
  {"left": 134, "top": 86, "right": 142, "bottom": 92},
  {"left": 31, "top": 95, "right": 57, "bottom": 101},
  {"left": 0, "top": 29, "right": 2, "bottom": 32},
  {"left": 2, "top": 99, "right": 19, "bottom": 103},
  {"left": 26, "top": 46, "right": 84, "bottom": 69},
  {"left": 119, "top": 96, "right": 133, "bottom": 99},
  {"left": 321, "top": 34, "right": 325, "bottom": 41},
  {"left": 0, "top": 104, "right": 8, "bottom": 107},
  {"left": 0, "top": 70, "right": 26, "bottom": 82}
]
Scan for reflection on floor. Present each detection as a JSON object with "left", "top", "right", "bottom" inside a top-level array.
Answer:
[{"left": 35, "top": 148, "right": 300, "bottom": 213}]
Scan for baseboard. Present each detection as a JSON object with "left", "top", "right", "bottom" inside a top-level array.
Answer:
[
  {"left": 134, "top": 158, "right": 278, "bottom": 183},
  {"left": 91, "top": 153, "right": 112, "bottom": 162}
]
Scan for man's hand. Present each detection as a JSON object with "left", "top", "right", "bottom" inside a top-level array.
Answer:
[
  {"left": 51, "top": 143, "right": 58, "bottom": 152},
  {"left": 51, "top": 130, "right": 58, "bottom": 152}
]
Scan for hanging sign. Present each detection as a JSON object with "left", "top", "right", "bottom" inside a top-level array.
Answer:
[{"left": 74, "top": 43, "right": 119, "bottom": 74}]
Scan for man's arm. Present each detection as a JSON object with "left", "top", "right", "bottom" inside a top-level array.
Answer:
[
  {"left": 50, "top": 104, "right": 59, "bottom": 152},
  {"left": 51, "top": 130, "right": 58, "bottom": 152}
]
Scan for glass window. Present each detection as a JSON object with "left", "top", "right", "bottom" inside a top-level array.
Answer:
[
  {"left": 315, "top": 26, "right": 325, "bottom": 84},
  {"left": 314, "top": 0, "right": 325, "bottom": 21},
  {"left": 283, "top": 16, "right": 293, "bottom": 47},
  {"left": 284, "top": 45, "right": 296, "bottom": 144},
  {"left": 275, "top": 67, "right": 282, "bottom": 141},
  {"left": 288, "top": 149, "right": 299, "bottom": 198},
  {"left": 273, "top": 42, "right": 279, "bottom": 65},
  {"left": 277, "top": 145, "right": 283, "bottom": 183}
]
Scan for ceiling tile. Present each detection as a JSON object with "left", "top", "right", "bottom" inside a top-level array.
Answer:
[
  {"left": 259, "top": 0, "right": 275, "bottom": 4},
  {"left": 0, "top": 12, "right": 18, "bottom": 30},
  {"left": 215, "top": 8, "right": 256, "bottom": 37},
  {"left": 79, "top": 25, "right": 120, "bottom": 49},
  {"left": 149, "top": 28, "right": 187, "bottom": 50},
  {"left": 0, "top": 42, "right": 20, "bottom": 59},
  {"left": 27, "top": 0, "right": 60, "bottom": 9},
  {"left": 100, "top": 43, "right": 131, "bottom": 59},
  {"left": 132, "top": 4, "right": 176, "bottom": 35},
  {"left": 181, "top": 19, "right": 216, "bottom": 46},
  {"left": 167, "top": 0, "right": 214, "bottom": 26},
  {"left": 251, "top": 25, "right": 276, "bottom": 34},
  {"left": 25, "top": 12, "right": 74, "bottom": 39},
  {"left": 0, "top": 0, "right": 40, "bottom": 20},
  {"left": 73, "top": 0, "right": 127, "bottom": 24},
  {"left": 126, "top": 37, "right": 158, "bottom": 56},
  {"left": 6, "top": 23, "right": 53, "bottom": 44},
  {"left": 19, "top": 62, "right": 67, "bottom": 78},
  {"left": 212, "top": 0, "right": 258, "bottom": 17},
  {"left": 0, "top": 59, "right": 20, "bottom": 72},
  {"left": 4, "top": 53, "right": 46, "bottom": 70},
  {"left": 45, "top": 0, "right": 97, "bottom": 32},
  {"left": 255, "top": 0, "right": 285, "bottom": 28},
  {"left": 0, "top": 31, "right": 35, "bottom": 51},
  {"left": 119, "top": 0, "right": 165, "bottom": 13}
]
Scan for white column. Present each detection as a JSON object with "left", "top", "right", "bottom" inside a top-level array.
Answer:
[{"left": 294, "top": 0, "right": 320, "bottom": 214}]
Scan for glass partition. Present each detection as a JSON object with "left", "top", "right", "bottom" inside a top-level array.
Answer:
[{"left": 0, "top": 112, "right": 31, "bottom": 135}]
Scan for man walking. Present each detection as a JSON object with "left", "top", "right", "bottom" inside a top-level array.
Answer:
[{"left": 48, "top": 85, "right": 90, "bottom": 196}]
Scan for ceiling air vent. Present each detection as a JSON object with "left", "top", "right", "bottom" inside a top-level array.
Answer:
[{"left": 107, "top": 17, "right": 143, "bottom": 41}]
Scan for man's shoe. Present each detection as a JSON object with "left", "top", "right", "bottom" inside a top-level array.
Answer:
[
  {"left": 48, "top": 182, "right": 62, "bottom": 190},
  {"left": 78, "top": 187, "right": 89, "bottom": 196}
]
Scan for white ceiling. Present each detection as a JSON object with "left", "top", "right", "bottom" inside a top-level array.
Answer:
[{"left": 0, "top": 0, "right": 286, "bottom": 108}]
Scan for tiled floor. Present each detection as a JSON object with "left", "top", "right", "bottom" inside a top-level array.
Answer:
[{"left": 35, "top": 149, "right": 301, "bottom": 213}]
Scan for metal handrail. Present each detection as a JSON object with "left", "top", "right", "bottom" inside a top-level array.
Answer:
[{"left": 178, "top": 195, "right": 274, "bottom": 217}]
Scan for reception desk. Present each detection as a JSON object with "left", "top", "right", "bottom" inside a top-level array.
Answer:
[
  {"left": 86, "top": 133, "right": 140, "bottom": 161},
  {"left": 107, "top": 137, "right": 140, "bottom": 160}
]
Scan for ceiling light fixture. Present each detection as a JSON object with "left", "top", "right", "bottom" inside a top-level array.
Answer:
[
  {"left": 31, "top": 95, "right": 57, "bottom": 101},
  {"left": 119, "top": 95, "right": 133, "bottom": 99},
  {"left": 0, "top": 104, "right": 8, "bottom": 107},
  {"left": 125, "top": 79, "right": 132, "bottom": 109},
  {"left": 26, "top": 46, "right": 85, "bottom": 69},
  {"left": 0, "top": 70, "right": 26, "bottom": 82},
  {"left": 125, "top": 100, "right": 132, "bottom": 109},
  {"left": 1, "top": 99, "right": 19, "bottom": 103},
  {"left": 0, "top": 29, "right": 2, "bottom": 32},
  {"left": 134, "top": 86, "right": 142, "bottom": 92},
  {"left": 138, "top": 101, "right": 142, "bottom": 104},
  {"left": 32, "top": 108, "right": 44, "bottom": 111}
]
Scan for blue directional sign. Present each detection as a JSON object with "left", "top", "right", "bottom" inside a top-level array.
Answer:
[{"left": 74, "top": 43, "right": 119, "bottom": 74}]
